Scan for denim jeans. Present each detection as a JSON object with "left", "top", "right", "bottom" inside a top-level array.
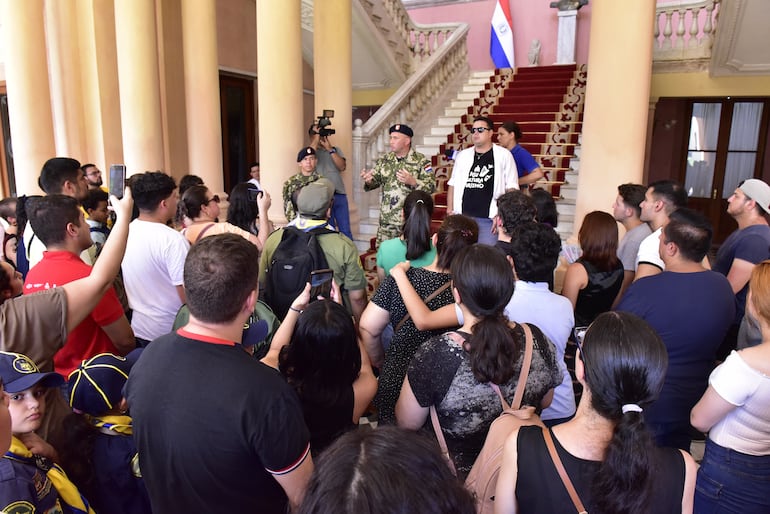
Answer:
[
  {"left": 471, "top": 216, "right": 496, "bottom": 246},
  {"left": 695, "top": 438, "right": 770, "bottom": 513}
]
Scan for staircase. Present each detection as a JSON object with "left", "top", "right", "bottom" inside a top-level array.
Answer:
[
  {"left": 357, "top": 64, "right": 587, "bottom": 291},
  {"left": 424, "top": 64, "right": 586, "bottom": 242}
]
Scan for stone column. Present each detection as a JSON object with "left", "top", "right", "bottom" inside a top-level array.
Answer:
[
  {"left": 257, "top": 0, "right": 304, "bottom": 222},
  {"left": 572, "top": 0, "right": 656, "bottom": 236},
  {"left": 181, "top": 0, "right": 224, "bottom": 192},
  {"left": 555, "top": 10, "right": 578, "bottom": 65},
  {"left": 76, "top": 0, "right": 124, "bottom": 171},
  {"left": 114, "top": 0, "right": 165, "bottom": 175},
  {"left": 45, "top": 0, "right": 88, "bottom": 160},
  {"left": 1, "top": 0, "right": 55, "bottom": 194},
  {"left": 313, "top": 0, "right": 355, "bottom": 234}
]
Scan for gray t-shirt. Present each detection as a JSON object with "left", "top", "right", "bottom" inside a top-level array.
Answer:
[
  {"left": 618, "top": 222, "right": 652, "bottom": 271},
  {"left": 315, "top": 146, "right": 346, "bottom": 194}
]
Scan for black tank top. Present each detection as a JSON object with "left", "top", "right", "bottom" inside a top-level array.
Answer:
[
  {"left": 574, "top": 258, "right": 623, "bottom": 327},
  {"left": 514, "top": 425, "right": 685, "bottom": 513}
]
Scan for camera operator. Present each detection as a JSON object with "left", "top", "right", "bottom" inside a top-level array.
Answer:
[{"left": 308, "top": 118, "right": 352, "bottom": 240}]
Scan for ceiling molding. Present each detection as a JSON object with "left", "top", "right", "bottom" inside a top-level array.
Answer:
[{"left": 710, "top": 0, "right": 770, "bottom": 76}]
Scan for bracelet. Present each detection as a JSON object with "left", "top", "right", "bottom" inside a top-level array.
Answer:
[
  {"left": 289, "top": 306, "right": 303, "bottom": 314},
  {"left": 329, "top": 149, "right": 337, "bottom": 154}
]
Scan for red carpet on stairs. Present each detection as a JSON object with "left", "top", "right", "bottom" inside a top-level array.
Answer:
[{"left": 360, "top": 64, "right": 586, "bottom": 287}]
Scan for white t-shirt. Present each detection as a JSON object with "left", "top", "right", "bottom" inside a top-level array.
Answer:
[
  {"left": 122, "top": 219, "right": 190, "bottom": 341},
  {"left": 635, "top": 227, "right": 664, "bottom": 271},
  {"left": 708, "top": 350, "right": 770, "bottom": 456}
]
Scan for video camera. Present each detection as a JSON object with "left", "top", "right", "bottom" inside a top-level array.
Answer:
[{"left": 315, "top": 109, "right": 336, "bottom": 137}]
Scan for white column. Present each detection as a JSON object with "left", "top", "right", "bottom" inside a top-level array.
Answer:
[{"left": 555, "top": 10, "right": 578, "bottom": 65}]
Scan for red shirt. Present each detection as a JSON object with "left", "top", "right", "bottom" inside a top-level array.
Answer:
[{"left": 24, "top": 251, "right": 124, "bottom": 377}]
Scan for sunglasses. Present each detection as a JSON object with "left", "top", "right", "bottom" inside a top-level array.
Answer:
[
  {"left": 573, "top": 326, "right": 588, "bottom": 362},
  {"left": 206, "top": 195, "right": 221, "bottom": 205},
  {"left": 470, "top": 127, "right": 492, "bottom": 134}
]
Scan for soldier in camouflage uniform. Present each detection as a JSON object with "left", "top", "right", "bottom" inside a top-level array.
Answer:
[
  {"left": 283, "top": 146, "right": 320, "bottom": 221},
  {"left": 360, "top": 124, "right": 435, "bottom": 243}
]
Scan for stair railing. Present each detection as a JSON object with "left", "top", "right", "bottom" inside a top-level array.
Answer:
[{"left": 351, "top": 21, "right": 469, "bottom": 223}]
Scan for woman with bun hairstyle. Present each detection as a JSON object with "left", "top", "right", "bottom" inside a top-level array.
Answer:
[
  {"left": 396, "top": 244, "right": 560, "bottom": 478},
  {"left": 360, "top": 214, "right": 478, "bottom": 425},
  {"left": 495, "top": 311, "right": 697, "bottom": 514}
]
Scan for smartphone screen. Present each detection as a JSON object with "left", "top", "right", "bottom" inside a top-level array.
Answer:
[
  {"left": 109, "top": 164, "right": 126, "bottom": 199},
  {"left": 309, "top": 268, "right": 333, "bottom": 301}
]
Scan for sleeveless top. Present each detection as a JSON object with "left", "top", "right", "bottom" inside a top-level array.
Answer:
[
  {"left": 297, "top": 385, "right": 356, "bottom": 455},
  {"left": 515, "top": 425, "right": 685, "bottom": 513},
  {"left": 574, "top": 258, "right": 623, "bottom": 327}
]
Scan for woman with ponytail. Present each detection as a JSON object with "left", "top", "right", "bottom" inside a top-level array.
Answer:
[
  {"left": 360, "top": 215, "right": 478, "bottom": 425},
  {"left": 376, "top": 190, "right": 436, "bottom": 282},
  {"left": 395, "top": 245, "right": 560, "bottom": 478},
  {"left": 495, "top": 311, "right": 697, "bottom": 514}
]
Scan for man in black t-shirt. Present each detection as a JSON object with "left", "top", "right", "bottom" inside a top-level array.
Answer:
[
  {"left": 447, "top": 116, "right": 519, "bottom": 245},
  {"left": 126, "top": 234, "right": 313, "bottom": 514}
]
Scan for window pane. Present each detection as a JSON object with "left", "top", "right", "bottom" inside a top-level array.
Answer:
[
  {"left": 688, "top": 103, "right": 722, "bottom": 151},
  {"left": 728, "top": 102, "right": 763, "bottom": 151},
  {"left": 722, "top": 152, "right": 757, "bottom": 198},
  {"left": 685, "top": 150, "right": 716, "bottom": 198}
]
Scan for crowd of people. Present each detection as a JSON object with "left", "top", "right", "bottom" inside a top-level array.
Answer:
[{"left": 0, "top": 113, "right": 767, "bottom": 514}]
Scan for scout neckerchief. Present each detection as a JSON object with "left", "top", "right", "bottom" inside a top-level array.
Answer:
[
  {"left": 5, "top": 436, "right": 95, "bottom": 514},
  {"left": 90, "top": 414, "right": 133, "bottom": 436}
]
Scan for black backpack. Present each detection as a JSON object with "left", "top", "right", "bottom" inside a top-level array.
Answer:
[{"left": 264, "top": 225, "right": 335, "bottom": 319}]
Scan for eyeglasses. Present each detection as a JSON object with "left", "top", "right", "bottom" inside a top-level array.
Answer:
[
  {"left": 206, "top": 195, "right": 221, "bottom": 205},
  {"left": 86, "top": 170, "right": 101, "bottom": 177},
  {"left": 573, "top": 326, "right": 588, "bottom": 362},
  {"left": 470, "top": 127, "right": 491, "bottom": 134}
]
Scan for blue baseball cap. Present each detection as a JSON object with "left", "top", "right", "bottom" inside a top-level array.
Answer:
[{"left": 0, "top": 351, "right": 64, "bottom": 394}]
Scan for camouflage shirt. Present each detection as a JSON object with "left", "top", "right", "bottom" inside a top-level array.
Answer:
[
  {"left": 282, "top": 171, "right": 320, "bottom": 221},
  {"left": 364, "top": 149, "right": 434, "bottom": 243}
]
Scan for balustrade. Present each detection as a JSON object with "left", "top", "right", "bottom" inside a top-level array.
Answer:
[{"left": 653, "top": 0, "right": 720, "bottom": 61}]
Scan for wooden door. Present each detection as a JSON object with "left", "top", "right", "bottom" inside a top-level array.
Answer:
[
  {"left": 219, "top": 74, "right": 256, "bottom": 194},
  {"left": 682, "top": 99, "right": 770, "bottom": 244}
]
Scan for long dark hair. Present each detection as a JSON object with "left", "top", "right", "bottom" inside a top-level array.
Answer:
[
  {"left": 450, "top": 245, "right": 517, "bottom": 384},
  {"left": 180, "top": 185, "right": 209, "bottom": 220},
  {"left": 54, "top": 414, "right": 100, "bottom": 505},
  {"left": 581, "top": 312, "right": 668, "bottom": 514},
  {"left": 279, "top": 301, "right": 361, "bottom": 405},
  {"left": 579, "top": 211, "right": 620, "bottom": 271},
  {"left": 402, "top": 190, "right": 433, "bottom": 260},
  {"left": 227, "top": 183, "right": 259, "bottom": 234},
  {"left": 435, "top": 215, "right": 478, "bottom": 270},
  {"left": 298, "top": 427, "right": 475, "bottom": 514}
]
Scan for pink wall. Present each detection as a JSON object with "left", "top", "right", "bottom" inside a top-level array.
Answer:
[{"left": 407, "top": 0, "right": 592, "bottom": 71}]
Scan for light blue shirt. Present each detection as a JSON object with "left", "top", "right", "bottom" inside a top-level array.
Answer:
[{"left": 505, "top": 281, "right": 576, "bottom": 421}]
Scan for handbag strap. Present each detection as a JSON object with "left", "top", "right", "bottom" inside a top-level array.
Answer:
[
  {"left": 429, "top": 405, "right": 457, "bottom": 476},
  {"left": 541, "top": 427, "right": 588, "bottom": 514},
  {"left": 394, "top": 281, "right": 451, "bottom": 333},
  {"left": 489, "top": 322, "right": 534, "bottom": 411},
  {"left": 194, "top": 223, "right": 217, "bottom": 243}
]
